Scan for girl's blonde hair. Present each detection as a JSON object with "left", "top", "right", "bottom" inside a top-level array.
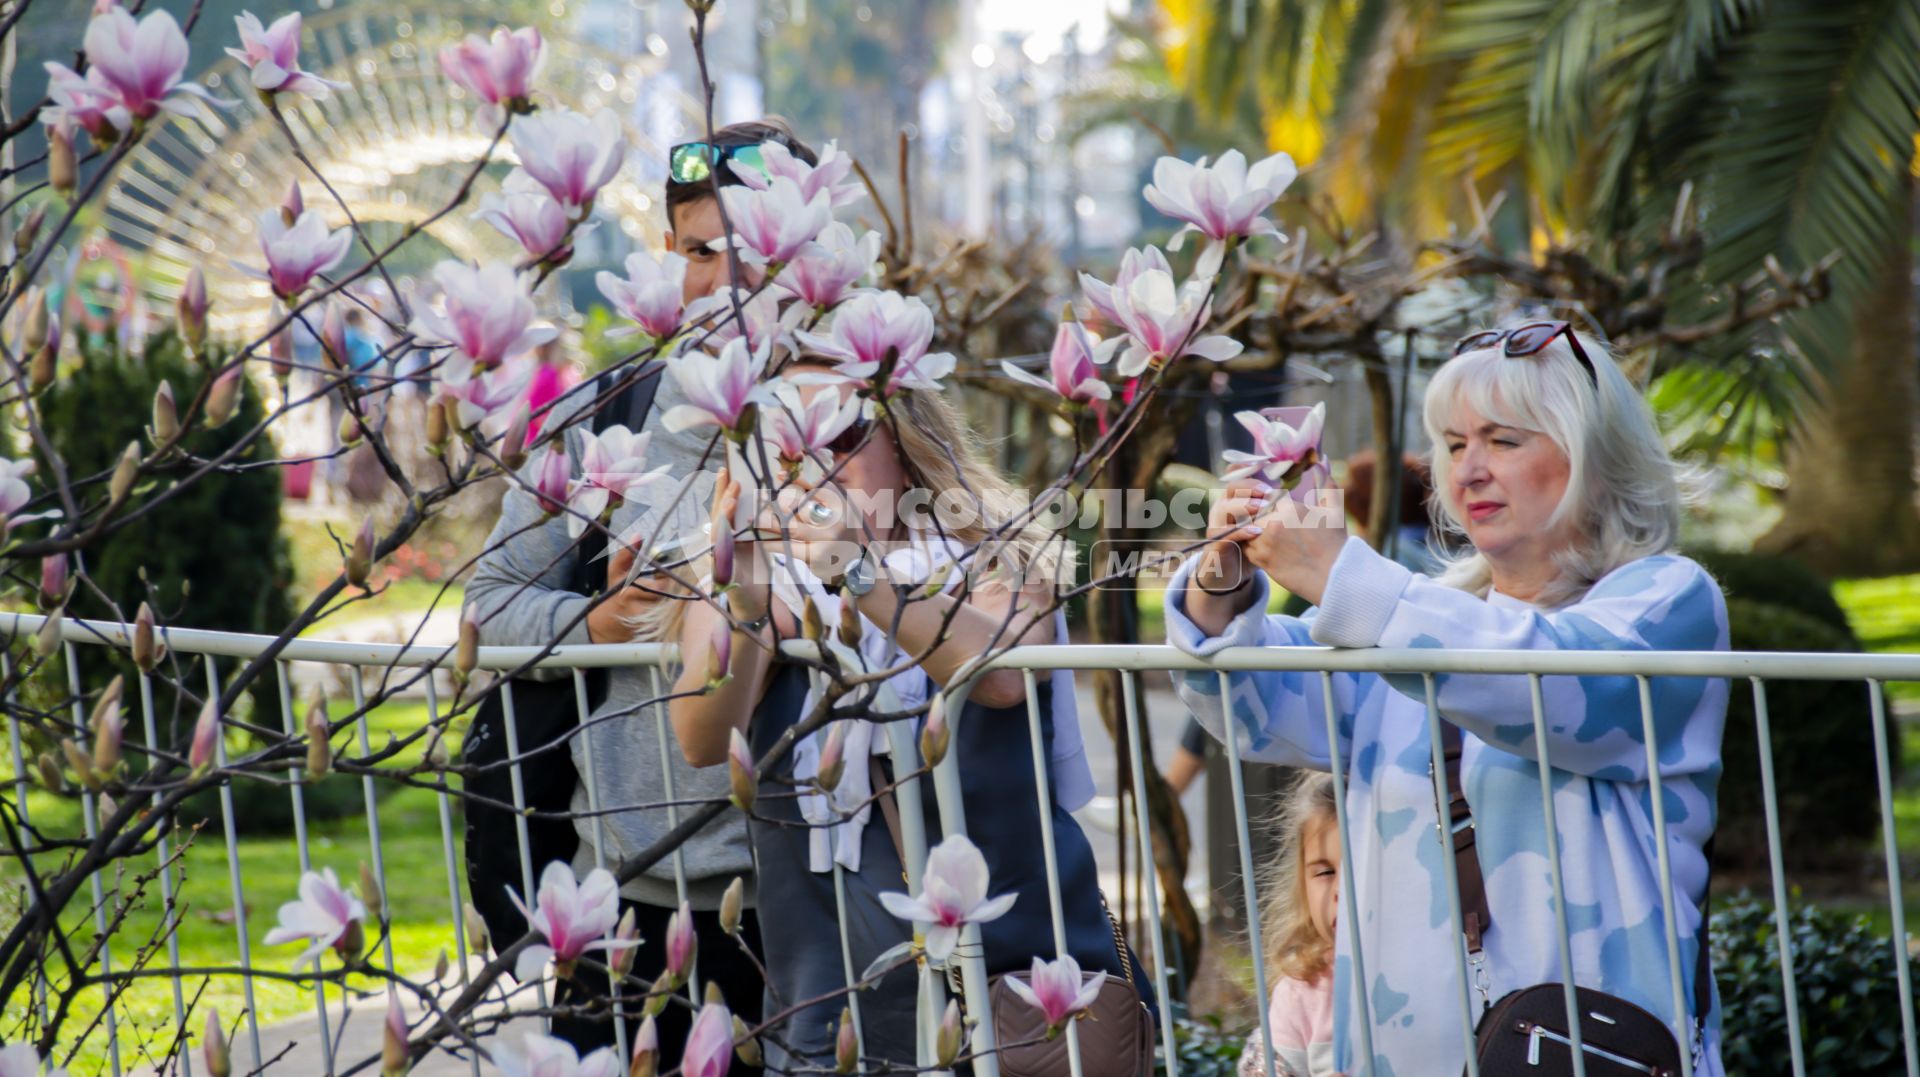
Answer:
[{"left": 1258, "top": 771, "right": 1339, "bottom": 983}]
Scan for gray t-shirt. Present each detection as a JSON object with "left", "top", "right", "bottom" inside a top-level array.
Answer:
[{"left": 463, "top": 365, "right": 750, "bottom": 909}]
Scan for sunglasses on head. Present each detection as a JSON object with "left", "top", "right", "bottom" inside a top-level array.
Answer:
[
  {"left": 824, "top": 417, "right": 873, "bottom": 456},
  {"left": 668, "top": 136, "right": 794, "bottom": 186},
  {"left": 1452, "top": 321, "right": 1599, "bottom": 387}
]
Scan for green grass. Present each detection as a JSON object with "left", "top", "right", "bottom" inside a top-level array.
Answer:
[
  {"left": 3, "top": 699, "right": 470, "bottom": 1073},
  {"left": 1835, "top": 574, "right": 1920, "bottom": 702}
]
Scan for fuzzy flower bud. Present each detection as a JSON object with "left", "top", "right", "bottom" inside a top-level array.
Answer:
[
  {"left": 36, "top": 751, "right": 65, "bottom": 792},
  {"left": 39, "top": 553, "right": 69, "bottom": 610},
  {"left": 727, "top": 727, "right": 756, "bottom": 812},
  {"left": 109, "top": 441, "right": 141, "bottom": 504},
  {"left": 836, "top": 599, "right": 862, "bottom": 649},
  {"left": 920, "top": 697, "right": 951, "bottom": 768},
  {"left": 346, "top": 516, "right": 376, "bottom": 588},
  {"left": 303, "top": 698, "right": 331, "bottom": 779},
  {"left": 704, "top": 620, "right": 731, "bottom": 688},
  {"left": 802, "top": 596, "right": 825, "bottom": 642},
  {"left": 629, "top": 1014, "right": 660, "bottom": 1077},
  {"left": 719, "top": 876, "right": 744, "bottom": 937},
  {"left": 48, "top": 125, "right": 76, "bottom": 198},
  {"left": 30, "top": 325, "right": 59, "bottom": 390},
  {"left": 434, "top": 949, "right": 450, "bottom": 982},
  {"left": 150, "top": 381, "right": 180, "bottom": 444},
  {"left": 280, "top": 180, "right": 304, "bottom": 228},
  {"left": 15, "top": 206, "right": 45, "bottom": 259},
  {"left": 665, "top": 901, "right": 696, "bottom": 984},
  {"left": 498, "top": 408, "right": 530, "bottom": 471},
  {"left": 836, "top": 1007, "right": 858, "bottom": 1074},
  {"left": 733, "top": 1015, "right": 763, "bottom": 1068},
  {"left": 189, "top": 698, "right": 220, "bottom": 775},
  {"left": 936, "top": 998, "right": 963, "bottom": 1067},
  {"left": 463, "top": 901, "right": 488, "bottom": 953},
  {"left": 609, "top": 906, "right": 639, "bottom": 978},
  {"left": 204, "top": 1009, "right": 232, "bottom": 1077},
  {"left": 455, "top": 609, "right": 479, "bottom": 685},
  {"left": 35, "top": 607, "right": 63, "bottom": 658},
  {"left": 206, "top": 368, "right": 241, "bottom": 427},
  {"left": 178, "top": 267, "right": 208, "bottom": 350},
  {"left": 24, "top": 291, "right": 50, "bottom": 353},
  {"left": 91, "top": 674, "right": 124, "bottom": 777},
  {"left": 62, "top": 737, "right": 97, "bottom": 789},
  {"left": 360, "top": 861, "right": 384, "bottom": 921},
  {"left": 132, "top": 601, "right": 159, "bottom": 672},
  {"left": 712, "top": 521, "right": 734, "bottom": 590},
  {"left": 425, "top": 397, "right": 450, "bottom": 454},
  {"left": 816, "top": 721, "right": 848, "bottom": 794},
  {"left": 381, "top": 993, "right": 408, "bottom": 1076}
]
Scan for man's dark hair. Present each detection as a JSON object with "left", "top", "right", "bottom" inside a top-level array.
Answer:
[{"left": 664, "top": 116, "right": 819, "bottom": 227}]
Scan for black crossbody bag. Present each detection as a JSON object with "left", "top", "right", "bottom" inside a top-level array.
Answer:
[
  {"left": 1439, "top": 723, "right": 1711, "bottom": 1077},
  {"left": 462, "top": 367, "right": 660, "bottom": 961}
]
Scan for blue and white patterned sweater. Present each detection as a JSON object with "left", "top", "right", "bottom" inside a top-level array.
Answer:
[{"left": 1168, "top": 538, "right": 1729, "bottom": 1077}]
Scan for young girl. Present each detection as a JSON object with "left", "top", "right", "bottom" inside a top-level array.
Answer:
[{"left": 1242, "top": 772, "right": 1340, "bottom": 1077}]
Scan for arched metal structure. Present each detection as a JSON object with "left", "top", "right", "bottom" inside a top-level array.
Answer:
[{"left": 100, "top": 3, "right": 709, "bottom": 334}]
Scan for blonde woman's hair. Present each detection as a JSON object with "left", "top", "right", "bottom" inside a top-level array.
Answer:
[
  {"left": 621, "top": 553, "right": 710, "bottom": 648},
  {"left": 1422, "top": 327, "right": 1683, "bottom": 609},
  {"left": 1258, "top": 771, "right": 1339, "bottom": 984}
]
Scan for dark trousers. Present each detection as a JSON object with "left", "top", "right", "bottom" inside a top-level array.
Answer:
[{"left": 550, "top": 901, "right": 763, "bottom": 1075}]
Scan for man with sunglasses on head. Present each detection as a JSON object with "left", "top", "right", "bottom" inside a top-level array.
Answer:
[{"left": 463, "top": 117, "right": 823, "bottom": 1070}]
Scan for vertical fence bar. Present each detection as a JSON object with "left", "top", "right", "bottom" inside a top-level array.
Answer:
[
  {"left": 1749, "top": 678, "right": 1806, "bottom": 1076},
  {"left": 1635, "top": 676, "right": 1694, "bottom": 1077},
  {"left": 1866, "top": 679, "right": 1919, "bottom": 1077},
  {"left": 647, "top": 666, "right": 695, "bottom": 1004},
  {"left": 497, "top": 680, "right": 550, "bottom": 1014},
  {"left": 1214, "top": 670, "right": 1279, "bottom": 1077},
  {"left": 5, "top": 651, "right": 52, "bottom": 1030},
  {"left": 1317, "top": 670, "right": 1376, "bottom": 1077},
  {"left": 202, "top": 654, "right": 263, "bottom": 1070},
  {"left": 886, "top": 708, "right": 948, "bottom": 1070},
  {"left": 138, "top": 670, "right": 193, "bottom": 1077},
  {"left": 274, "top": 661, "right": 332, "bottom": 1074},
  {"left": 923, "top": 686, "right": 994, "bottom": 1077},
  {"left": 1527, "top": 674, "right": 1586, "bottom": 1077},
  {"left": 1019, "top": 669, "right": 1084, "bottom": 1077},
  {"left": 832, "top": 861, "right": 870, "bottom": 1073},
  {"left": 348, "top": 667, "right": 397, "bottom": 978},
  {"left": 67, "top": 643, "right": 123, "bottom": 1077},
  {"left": 573, "top": 668, "right": 627, "bottom": 1062},
  {"left": 1421, "top": 676, "right": 1481, "bottom": 1077},
  {"left": 422, "top": 674, "right": 482, "bottom": 1077},
  {"left": 1120, "top": 670, "right": 1179, "bottom": 1077}
]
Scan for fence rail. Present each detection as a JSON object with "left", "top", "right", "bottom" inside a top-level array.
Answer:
[{"left": 3, "top": 611, "right": 1917, "bottom": 1077}]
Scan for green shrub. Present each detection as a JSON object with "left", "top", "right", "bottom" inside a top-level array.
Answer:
[
  {"left": 1712, "top": 892, "right": 1918, "bottom": 1075},
  {"left": 1156, "top": 1014, "right": 1250, "bottom": 1077},
  {"left": 1689, "top": 547, "right": 1856, "bottom": 640}
]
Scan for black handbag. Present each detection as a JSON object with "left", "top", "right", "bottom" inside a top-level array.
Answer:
[
  {"left": 1439, "top": 722, "right": 1711, "bottom": 1077},
  {"left": 463, "top": 366, "right": 659, "bottom": 962}
]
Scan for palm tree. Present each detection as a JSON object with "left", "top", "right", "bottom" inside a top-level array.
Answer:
[{"left": 1169, "top": 0, "right": 1920, "bottom": 574}]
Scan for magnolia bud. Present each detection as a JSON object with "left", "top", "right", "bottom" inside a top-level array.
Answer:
[
  {"left": 704, "top": 621, "right": 731, "bottom": 688},
  {"left": 24, "top": 291, "right": 49, "bottom": 353},
  {"left": 338, "top": 917, "right": 367, "bottom": 966},
  {"left": 836, "top": 599, "right": 862, "bottom": 649},
  {"left": 132, "top": 602, "right": 159, "bottom": 672},
  {"left": 462, "top": 901, "right": 488, "bottom": 953},
  {"left": 455, "top": 610, "right": 479, "bottom": 684},
  {"left": 151, "top": 381, "right": 180, "bottom": 444},
  {"left": 705, "top": 981, "right": 724, "bottom": 1006},
  {"left": 338, "top": 407, "right": 364, "bottom": 445},
  {"left": 269, "top": 320, "right": 293, "bottom": 378},
  {"left": 733, "top": 1016, "right": 762, "bottom": 1068},
  {"left": 30, "top": 335, "right": 57, "bottom": 391},
  {"left": 381, "top": 993, "right": 408, "bottom": 1076},
  {"left": 920, "top": 697, "right": 950, "bottom": 768},
  {"left": 425, "top": 398, "right": 450, "bottom": 454},
  {"left": 91, "top": 674, "right": 125, "bottom": 777},
  {"left": 629, "top": 1015, "right": 660, "bottom": 1077},
  {"left": 36, "top": 751, "right": 65, "bottom": 792},
  {"left": 320, "top": 302, "right": 347, "bottom": 371},
  {"left": 835, "top": 1007, "right": 858, "bottom": 1074},
  {"left": 433, "top": 949, "right": 450, "bottom": 983},
  {"left": 109, "top": 441, "right": 141, "bottom": 504},
  {"left": 281, "top": 180, "right": 304, "bottom": 228},
  {"left": 499, "top": 409, "right": 530, "bottom": 470},
  {"left": 206, "top": 369, "right": 241, "bottom": 427},
  {"left": 719, "top": 876, "right": 744, "bottom": 937},
  {"left": 727, "top": 728, "right": 756, "bottom": 813},
  {"left": 39, "top": 554, "right": 68, "bottom": 610},
  {"left": 346, "top": 516, "right": 376, "bottom": 588},
  {"left": 360, "top": 861, "right": 384, "bottom": 920},
  {"left": 665, "top": 901, "right": 696, "bottom": 984},
  {"left": 178, "top": 267, "right": 208, "bottom": 350},
  {"left": 35, "top": 607, "right": 64, "bottom": 658},
  {"left": 816, "top": 721, "right": 847, "bottom": 794},
  {"left": 609, "top": 907, "right": 639, "bottom": 978},
  {"left": 936, "top": 998, "right": 963, "bottom": 1067},
  {"left": 304, "top": 702, "right": 331, "bottom": 779},
  {"left": 712, "top": 522, "right": 734, "bottom": 590},
  {"left": 189, "top": 698, "right": 220, "bottom": 775},
  {"left": 97, "top": 790, "right": 118, "bottom": 820},
  {"left": 204, "top": 1009, "right": 231, "bottom": 1077},
  {"left": 802, "top": 596, "right": 824, "bottom": 642},
  {"left": 62, "top": 738, "right": 97, "bottom": 790},
  {"left": 15, "top": 206, "right": 45, "bottom": 260},
  {"left": 48, "top": 126, "right": 76, "bottom": 198}
]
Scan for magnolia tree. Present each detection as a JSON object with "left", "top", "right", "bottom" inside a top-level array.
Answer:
[{"left": 0, "top": 1, "right": 1830, "bottom": 1074}]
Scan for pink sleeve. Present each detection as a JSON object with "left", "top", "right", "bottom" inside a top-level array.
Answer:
[{"left": 1264, "top": 975, "right": 1323, "bottom": 1050}]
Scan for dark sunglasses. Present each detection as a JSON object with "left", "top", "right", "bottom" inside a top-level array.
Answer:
[
  {"left": 668, "top": 137, "right": 792, "bottom": 186},
  {"left": 824, "top": 417, "right": 873, "bottom": 456},
  {"left": 1453, "top": 321, "right": 1598, "bottom": 387}
]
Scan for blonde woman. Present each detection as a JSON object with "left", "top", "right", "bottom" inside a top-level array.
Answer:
[
  {"left": 657, "top": 362, "right": 1151, "bottom": 1069},
  {"left": 1242, "top": 772, "right": 1341, "bottom": 1077}
]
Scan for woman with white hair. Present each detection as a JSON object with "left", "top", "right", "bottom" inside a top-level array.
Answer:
[{"left": 1169, "top": 322, "right": 1729, "bottom": 1075}]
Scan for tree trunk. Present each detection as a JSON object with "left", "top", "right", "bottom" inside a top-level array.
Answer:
[{"left": 1757, "top": 183, "right": 1920, "bottom": 577}]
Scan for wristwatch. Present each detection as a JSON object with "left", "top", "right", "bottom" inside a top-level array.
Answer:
[{"left": 842, "top": 548, "right": 877, "bottom": 597}]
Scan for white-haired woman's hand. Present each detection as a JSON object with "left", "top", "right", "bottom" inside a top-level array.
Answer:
[{"left": 1187, "top": 478, "right": 1348, "bottom": 632}]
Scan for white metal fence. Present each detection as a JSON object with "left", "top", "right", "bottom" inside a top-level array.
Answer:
[{"left": 4, "top": 611, "right": 1917, "bottom": 1077}]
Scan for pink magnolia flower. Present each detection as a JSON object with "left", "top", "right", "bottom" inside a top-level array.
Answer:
[
  {"left": 567, "top": 426, "right": 669, "bottom": 536},
  {"left": 878, "top": 835, "right": 1017, "bottom": 962},
  {"left": 505, "top": 861, "right": 634, "bottom": 982},
  {"left": 718, "top": 177, "right": 832, "bottom": 268},
  {"left": 526, "top": 446, "right": 570, "bottom": 516},
  {"left": 1221, "top": 402, "right": 1325, "bottom": 485},
  {"left": 0, "top": 458, "right": 38, "bottom": 534},
  {"left": 775, "top": 222, "right": 879, "bottom": 309},
  {"left": 242, "top": 208, "right": 351, "bottom": 300},
  {"left": 445, "top": 358, "right": 533, "bottom": 432},
  {"left": 731, "top": 138, "right": 864, "bottom": 208},
  {"left": 660, "top": 338, "right": 778, "bottom": 436},
  {"left": 759, "top": 383, "right": 862, "bottom": 467},
  {"left": 475, "top": 173, "right": 585, "bottom": 265},
  {"left": 77, "top": 7, "right": 228, "bottom": 122},
  {"left": 793, "top": 291, "right": 955, "bottom": 395},
  {"left": 683, "top": 1000, "right": 734, "bottom": 1077},
  {"left": 1078, "top": 245, "right": 1172, "bottom": 328},
  {"left": 1106, "top": 269, "right": 1242, "bottom": 377},
  {"left": 1001, "top": 312, "right": 1119, "bottom": 405},
  {"left": 262, "top": 867, "right": 368, "bottom": 968},
  {"left": 1143, "top": 150, "right": 1298, "bottom": 276},
  {"left": 665, "top": 900, "right": 696, "bottom": 982},
  {"left": 226, "top": 12, "right": 346, "bottom": 99},
  {"left": 492, "top": 1031, "right": 619, "bottom": 1077},
  {"left": 0, "top": 1043, "right": 67, "bottom": 1077},
  {"left": 438, "top": 27, "right": 544, "bottom": 116},
  {"left": 408, "top": 260, "right": 557, "bottom": 382},
  {"left": 1005, "top": 953, "right": 1108, "bottom": 1032},
  {"left": 41, "top": 62, "right": 129, "bottom": 144},
  {"left": 597, "top": 251, "right": 688, "bottom": 340},
  {"left": 509, "top": 108, "right": 626, "bottom": 211}
]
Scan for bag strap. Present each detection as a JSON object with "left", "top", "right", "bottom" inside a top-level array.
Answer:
[{"left": 1439, "top": 720, "right": 1713, "bottom": 1038}]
